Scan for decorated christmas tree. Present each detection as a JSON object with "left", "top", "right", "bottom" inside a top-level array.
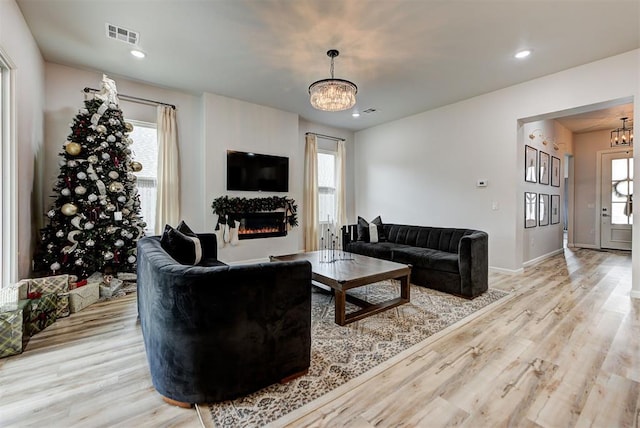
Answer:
[{"left": 33, "top": 75, "right": 146, "bottom": 278}]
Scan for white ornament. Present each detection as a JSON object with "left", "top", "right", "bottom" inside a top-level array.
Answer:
[
  {"left": 100, "top": 142, "right": 109, "bottom": 149},
  {"left": 106, "top": 204, "right": 116, "bottom": 212},
  {"left": 88, "top": 155, "right": 98, "bottom": 164},
  {"left": 126, "top": 232, "right": 134, "bottom": 239},
  {"left": 109, "top": 118, "right": 118, "bottom": 126},
  {"left": 47, "top": 210, "right": 56, "bottom": 218},
  {"left": 128, "top": 255, "right": 136, "bottom": 263},
  {"left": 114, "top": 239, "right": 125, "bottom": 248},
  {"left": 56, "top": 230, "right": 64, "bottom": 238},
  {"left": 86, "top": 239, "right": 95, "bottom": 247},
  {"left": 87, "top": 135, "right": 95, "bottom": 142},
  {"left": 84, "top": 222, "right": 94, "bottom": 230},
  {"left": 108, "top": 171, "right": 119, "bottom": 179},
  {"left": 75, "top": 258, "right": 84, "bottom": 266},
  {"left": 96, "top": 166, "right": 103, "bottom": 173},
  {"left": 61, "top": 188, "right": 71, "bottom": 196},
  {"left": 115, "top": 131, "right": 123, "bottom": 138},
  {"left": 76, "top": 172, "right": 87, "bottom": 180},
  {"left": 96, "top": 124, "right": 107, "bottom": 134},
  {"left": 117, "top": 196, "right": 126, "bottom": 203},
  {"left": 103, "top": 251, "right": 114, "bottom": 260},
  {"left": 47, "top": 243, "right": 54, "bottom": 250},
  {"left": 50, "top": 262, "right": 61, "bottom": 271},
  {"left": 67, "top": 160, "right": 77, "bottom": 168},
  {"left": 121, "top": 230, "right": 128, "bottom": 237},
  {"left": 87, "top": 193, "right": 98, "bottom": 202},
  {"left": 75, "top": 186, "right": 87, "bottom": 195},
  {"left": 102, "top": 153, "right": 110, "bottom": 160},
  {"left": 107, "top": 135, "right": 116, "bottom": 143}
]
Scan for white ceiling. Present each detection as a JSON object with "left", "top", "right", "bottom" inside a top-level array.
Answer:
[{"left": 16, "top": 0, "right": 640, "bottom": 132}]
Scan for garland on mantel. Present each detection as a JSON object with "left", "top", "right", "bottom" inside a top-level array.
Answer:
[{"left": 211, "top": 196, "right": 298, "bottom": 228}]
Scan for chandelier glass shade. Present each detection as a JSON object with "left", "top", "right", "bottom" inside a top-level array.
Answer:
[
  {"left": 610, "top": 117, "right": 633, "bottom": 147},
  {"left": 309, "top": 50, "right": 357, "bottom": 112}
]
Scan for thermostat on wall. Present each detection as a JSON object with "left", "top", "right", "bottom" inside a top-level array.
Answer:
[{"left": 476, "top": 179, "right": 488, "bottom": 187}]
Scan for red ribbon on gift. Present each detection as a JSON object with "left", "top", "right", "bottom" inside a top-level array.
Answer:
[
  {"left": 27, "top": 291, "right": 42, "bottom": 299},
  {"left": 75, "top": 279, "right": 88, "bottom": 288}
]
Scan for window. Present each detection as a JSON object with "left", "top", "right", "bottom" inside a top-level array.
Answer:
[
  {"left": 128, "top": 120, "right": 158, "bottom": 234},
  {"left": 0, "top": 55, "right": 16, "bottom": 286},
  {"left": 318, "top": 151, "right": 337, "bottom": 224}
]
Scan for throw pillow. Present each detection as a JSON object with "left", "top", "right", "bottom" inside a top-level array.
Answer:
[
  {"left": 160, "top": 224, "right": 203, "bottom": 265},
  {"left": 356, "top": 216, "right": 387, "bottom": 243},
  {"left": 357, "top": 216, "right": 370, "bottom": 242},
  {"left": 176, "top": 220, "right": 196, "bottom": 237},
  {"left": 371, "top": 216, "right": 387, "bottom": 242}
]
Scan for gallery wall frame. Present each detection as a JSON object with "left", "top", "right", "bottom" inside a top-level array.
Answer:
[
  {"left": 551, "top": 194, "right": 560, "bottom": 224},
  {"left": 525, "top": 192, "right": 537, "bottom": 228},
  {"left": 539, "top": 193, "right": 549, "bottom": 226},
  {"left": 525, "top": 145, "right": 538, "bottom": 183},
  {"left": 551, "top": 156, "right": 561, "bottom": 187},
  {"left": 539, "top": 151, "right": 550, "bottom": 185}
]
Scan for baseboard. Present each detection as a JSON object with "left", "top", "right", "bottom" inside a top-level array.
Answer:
[
  {"left": 522, "top": 248, "right": 565, "bottom": 268},
  {"left": 489, "top": 266, "right": 523, "bottom": 275}
]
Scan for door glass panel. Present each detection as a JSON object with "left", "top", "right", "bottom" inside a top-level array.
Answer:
[
  {"left": 611, "top": 158, "right": 628, "bottom": 180},
  {"left": 630, "top": 158, "right": 634, "bottom": 179},
  {"left": 611, "top": 202, "right": 632, "bottom": 225}
]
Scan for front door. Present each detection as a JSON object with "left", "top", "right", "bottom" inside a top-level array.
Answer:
[{"left": 600, "top": 150, "right": 633, "bottom": 250}]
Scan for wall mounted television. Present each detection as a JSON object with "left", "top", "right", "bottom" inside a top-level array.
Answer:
[{"left": 226, "top": 150, "right": 289, "bottom": 192}]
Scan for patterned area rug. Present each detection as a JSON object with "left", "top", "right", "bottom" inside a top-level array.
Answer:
[{"left": 197, "top": 282, "right": 508, "bottom": 427}]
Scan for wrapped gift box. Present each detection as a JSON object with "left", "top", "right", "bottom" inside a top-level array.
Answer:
[
  {"left": 117, "top": 272, "right": 137, "bottom": 281},
  {"left": 0, "top": 308, "right": 23, "bottom": 358},
  {"left": 26, "top": 294, "right": 57, "bottom": 336},
  {"left": 0, "top": 280, "right": 29, "bottom": 308},
  {"left": 69, "top": 282, "right": 99, "bottom": 313},
  {"left": 29, "top": 275, "right": 70, "bottom": 319},
  {"left": 99, "top": 278, "right": 123, "bottom": 299}
]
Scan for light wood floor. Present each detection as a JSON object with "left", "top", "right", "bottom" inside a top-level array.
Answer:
[{"left": 0, "top": 247, "right": 635, "bottom": 427}]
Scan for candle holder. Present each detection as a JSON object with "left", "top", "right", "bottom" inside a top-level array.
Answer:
[{"left": 319, "top": 223, "right": 353, "bottom": 263}]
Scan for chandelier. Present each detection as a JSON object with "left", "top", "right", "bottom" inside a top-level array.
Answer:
[
  {"left": 610, "top": 117, "right": 633, "bottom": 147},
  {"left": 308, "top": 50, "right": 357, "bottom": 112}
]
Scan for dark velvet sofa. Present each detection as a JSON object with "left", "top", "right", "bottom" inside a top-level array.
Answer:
[
  {"left": 342, "top": 223, "right": 488, "bottom": 298},
  {"left": 136, "top": 233, "right": 312, "bottom": 405}
]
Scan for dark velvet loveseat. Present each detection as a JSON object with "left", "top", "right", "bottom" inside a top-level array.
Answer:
[
  {"left": 342, "top": 222, "right": 488, "bottom": 298},
  {"left": 137, "top": 233, "right": 312, "bottom": 406}
]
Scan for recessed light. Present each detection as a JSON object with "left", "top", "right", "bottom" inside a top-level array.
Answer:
[
  {"left": 130, "top": 49, "right": 146, "bottom": 58},
  {"left": 515, "top": 49, "right": 532, "bottom": 59},
  {"left": 352, "top": 112, "right": 360, "bottom": 118}
]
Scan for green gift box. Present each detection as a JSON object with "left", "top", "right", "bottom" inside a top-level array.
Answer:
[
  {"left": 0, "top": 308, "right": 24, "bottom": 358},
  {"left": 26, "top": 294, "right": 57, "bottom": 336}
]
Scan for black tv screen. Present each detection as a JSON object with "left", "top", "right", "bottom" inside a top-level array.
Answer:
[{"left": 227, "top": 150, "right": 289, "bottom": 192}]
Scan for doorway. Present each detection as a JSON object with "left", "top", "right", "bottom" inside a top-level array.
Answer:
[{"left": 600, "top": 150, "right": 633, "bottom": 250}]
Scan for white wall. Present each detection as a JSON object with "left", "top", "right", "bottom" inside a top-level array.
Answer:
[
  {"left": 354, "top": 49, "right": 639, "bottom": 273},
  {"left": 202, "top": 93, "right": 303, "bottom": 262},
  {"left": 522, "top": 120, "right": 567, "bottom": 264},
  {"left": 0, "top": 0, "right": 45, "bottom": 280}
]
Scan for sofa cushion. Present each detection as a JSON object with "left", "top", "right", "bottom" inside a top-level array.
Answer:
[
  {"left": 391, "top": 247, "right": 459, "bottom": 274},
  {"left": 176, "top": 220, "right": 197, "bottom": 237},
  {"left": 160, "top": 224, "right": 203, "bottom": 265},
  {"left": 346, "top": 241, "right": 411, "bottom": 260},
  {"left": 357, "top": 216, "right": 387, "bottom": 242}
]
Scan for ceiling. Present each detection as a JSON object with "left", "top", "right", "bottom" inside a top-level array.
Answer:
[{"left": 16, "top": 0, "right": 640, "bottom": 132}]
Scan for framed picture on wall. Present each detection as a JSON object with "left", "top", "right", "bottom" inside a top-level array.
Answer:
[
  {"left": 551, "top": 194, "right": 560, "bottom": 224},
  {"left": 551, "top": 156, "right": 561, "bottom": 187},
  {"left": 539, "top": 193, "right": 549, "bottom": 226},
  {"left": 525, "top": 192, "right": 537, "bottom": 228},
  {"left": 539, "top": 151, "right": 550, "bottom": 185},
  {"left": 525, "top": 145, "right": 537, "bottom": 183}
]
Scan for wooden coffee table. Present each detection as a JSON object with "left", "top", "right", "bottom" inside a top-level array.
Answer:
[{"left": 270, "top": 251, "right": 411, "bottom": 326}]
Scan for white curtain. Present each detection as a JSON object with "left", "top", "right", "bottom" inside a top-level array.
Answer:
[
  {"left": 154, "top": 105, "right": 180, "bottom": 234},
  {"left": 335, "top": 140, "right": 347, "bottom": 230},
  {"left": 304, "top": 134, "right": 319, "bottom": 251}
]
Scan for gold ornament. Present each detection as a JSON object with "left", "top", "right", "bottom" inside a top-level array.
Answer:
[
  {"left": 131, "top": 161, "right": 143, "bottom": 172},
  {"left": 65, "top": 142, "right": 82, "bottom": 156},
  {"left": 61, "top": 203, "right": 78, "bottom": 216},
  {"left": 108, "top": 182, "right": 124, "bottom": 193},
  {"left": 96, "top": 125, "right": 107, "bottom": 134},
  {"left": 124, "top": 122, "right": 134, "bottom": 132}
]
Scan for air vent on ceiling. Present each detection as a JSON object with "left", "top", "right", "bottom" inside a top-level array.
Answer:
[
  {"left": 363, "top": 108, "right": 377, "bottom": 114},
  {"left": 106, "top": 23, "right": 139, "bottom": 45}
]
